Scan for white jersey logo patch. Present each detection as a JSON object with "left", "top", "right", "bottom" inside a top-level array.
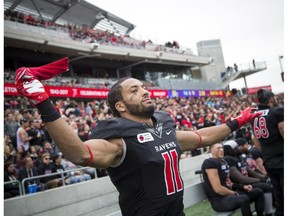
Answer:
[{"left": 137, "top": 132, "right": 154, "bottom": 143}]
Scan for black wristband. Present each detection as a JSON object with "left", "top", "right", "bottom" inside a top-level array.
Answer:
[
  {"left": 225, "top": 119, "right": 239, "bottom": 132},
  {"left": 36, "top": 99, "right": 61, "bottom": 122}
]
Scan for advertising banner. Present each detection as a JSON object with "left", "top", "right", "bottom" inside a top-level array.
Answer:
[
  {"left": 4, "top": 83, "right": 168, "bottom": 99},
  {"left": 246, "top": 85, "right": 272, "bottom": 95}
]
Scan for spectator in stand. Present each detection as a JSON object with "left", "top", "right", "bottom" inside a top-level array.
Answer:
[
  {"left": 16, "top": 119, "right": 32, "bottom": 151},
  {"left": 27, "top": 119, "right": 45, "bottom": 150},
  {"left": 34, "top": 119, "right": 47, "bottom": 144},
  {"left": 78, "top": 101, "right": 86, "bottom": 117},
  {"left": 85, "top": 102, "right": 92, "bottom": 116},
  {"left": 28, "top": 145, "right": 39, "bottom": 163},
  {"left": 4, "top": 144, "right": 17, "bottom": 164},
  {"left": 4, "top": 113, "right": 19, "bottom": 149},
  {"left": 37, "top": 152, "right": 62, "bottom": 189},
  {"left": 4, "top": 161, "right": 20, "bottom": 199},
  {"left": 172, "top": 41, "right": 179, "bottom": 49},
  {"left": 85, "top": 110, "right": 97, "bottom": 128},
  {"left": 180, "top": 114, "right": 193, "bottom": 130},
  {"left": 31, "top": 109, "right": 41, "bottom": 120},
  {"left": 21, "top": 109, "right": 32, "bottom": 120},
  {"left": 203, "top": 114, "right": 215, "bottom": 128},
  {"left": 51, "top": 153, "right": 65, "bottom": 174},
  {"left": 63, "top": 101, "right": 77, "bottom": 117},
  {"left": 77, "top": 118, "right": 90, "bottom": 142},
  {"left": 38, "top": 140, "right": 55, "bottom": 156},
  {"left": 18, "top": 156, "right": 40, "bottom": 192},
  {"left": 9, "top": 97, "right": 19, "bottom": 109},
  {"left": 15, "top": 145, "right": 26, "bottom": 169}
]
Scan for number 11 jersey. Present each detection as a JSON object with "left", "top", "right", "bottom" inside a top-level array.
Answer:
[{"left": 91, "top": 111, "right": 184, "bottom": 216}]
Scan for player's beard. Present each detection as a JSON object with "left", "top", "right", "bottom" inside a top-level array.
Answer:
[{"left": 124, "top": 101, "right": 155, "bottom": 118}]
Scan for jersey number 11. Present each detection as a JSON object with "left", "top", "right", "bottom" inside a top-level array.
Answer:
[{"left": 162, "top": 149, "right": 183, "bottom": 195}]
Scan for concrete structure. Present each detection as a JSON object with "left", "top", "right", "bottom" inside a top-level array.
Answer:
[
  {"left": 196, "top": 39, "right": 226, "bottom": 83},
  {"left": 4, "top": 154, "right": 210, "bottom": 216}
]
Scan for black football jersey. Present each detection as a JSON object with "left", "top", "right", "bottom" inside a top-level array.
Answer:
[
  {"left": 223, "top": 155, "right": 246, "bottom": 182},
  {"left": 201, "top": 158, "right": 231, "bottom": 199},
  {"left": 91, "top": 111, "right": 184, "bottom": 216},
  {"left": 251, "top": 105, "right": 284, "bottom": 168}
]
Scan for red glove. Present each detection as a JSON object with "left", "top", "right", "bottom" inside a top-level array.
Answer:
[
  {"left": 234, "top": 107, "right": 262, "bottom": 128},
  {"left": 15, "top": 68, "right": 49, "bottom": 106},
  {"left": 16, "top": 57, "right": 69, "bottom": 81}
]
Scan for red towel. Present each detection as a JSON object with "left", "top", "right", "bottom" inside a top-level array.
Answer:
[{"left": 16, "top": 57, "right": 69, "bottom": 80}]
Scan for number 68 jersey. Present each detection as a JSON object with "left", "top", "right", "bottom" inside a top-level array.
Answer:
[
  {"left": 251, "top": 104, "right": 284, "bottom": 169},
  {"left": 91, "top": 111, "right": 184, "bottom": 216}
]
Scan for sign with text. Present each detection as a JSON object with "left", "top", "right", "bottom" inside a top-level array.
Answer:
[
  {"left": 168, "top": 89, "right": 231, "bottom": 97},
  {"left": 4, "top": 83, "right": 168, "bottom": 99}
]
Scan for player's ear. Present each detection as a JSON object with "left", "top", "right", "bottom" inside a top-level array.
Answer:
[{"left": 115, "top": 101, "right": 126, "bottom": 113}]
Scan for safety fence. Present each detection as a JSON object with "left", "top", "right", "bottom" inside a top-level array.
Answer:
[
  {"left": 4, "top": 180, "right": 23, "bottom": 196},
  {"left": 5, "top": 167, "right": 97, "bottom": 196}
]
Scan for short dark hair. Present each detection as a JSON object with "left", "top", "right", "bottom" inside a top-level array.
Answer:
[
  {"left": 52, "top": 154, "right": 61, "bottom": 163},
  {"left": 108, "top": 77, "right": 131, "bottom": 117},
  {"left": 23, "top": 156, "right": 32, "bottom": 166},
  {"left": 257, "top": 89, "right": 274, "bottom": 104},
  {"left": 223, "top": 145, "right": 236, "bottom": 156}
]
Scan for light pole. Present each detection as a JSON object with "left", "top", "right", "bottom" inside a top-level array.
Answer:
[{"left": 279, "top": 55, "right": 284, "bottom": 82}]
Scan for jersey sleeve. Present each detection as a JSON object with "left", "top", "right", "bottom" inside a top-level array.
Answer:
[
  {"left": 223, "top": 156, "right": 238, "bottom": 167},
  {"left": 269, "top": 107, "right": 284, "bottom": 125},
  {"left": 201, "top": 158, "right": 218, "bottom": 170},
  {"left": 90, "top": 118, "right": 122, "bottom": 139}
]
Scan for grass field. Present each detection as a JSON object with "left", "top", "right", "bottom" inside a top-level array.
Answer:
[{"left": 184, "top": 199, "right": 242, "bottom": 216}]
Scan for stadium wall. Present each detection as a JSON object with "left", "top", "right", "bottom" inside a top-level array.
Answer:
[{"left": 4, "top": 154, "right": 209, "bottom": 216}]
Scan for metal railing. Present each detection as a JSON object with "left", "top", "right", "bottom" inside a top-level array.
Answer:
[
  {"left": 21, "top": 167, "right": 97, "bottom": 195},
  {"left": 237, "top": 61, "right": 267, "bottom": 73},
  {"left": 4, "top": 180, "right": 23, "bottom": 196}
]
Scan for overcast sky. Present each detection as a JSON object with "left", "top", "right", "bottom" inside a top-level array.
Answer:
[{"left": 87, "top": 0, "right": 284, "bottom": 93}]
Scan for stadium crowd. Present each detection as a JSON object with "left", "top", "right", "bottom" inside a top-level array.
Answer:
[
  {"left": 4, "top": 9, "right": 192, "bottom": 55},
  {"left": 4, "top": 93, "right": 284, "bottom": 200}
]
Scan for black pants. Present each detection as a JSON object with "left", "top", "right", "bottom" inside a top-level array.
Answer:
[
  {"left": 252, "top": 182, "right": 273, "bottom": 193},
  {"left": 267, "top": 167, "right": 284, "bottom": 216},
  {"left": 210, "top": 188, "right": 264, "bottom": 216}
]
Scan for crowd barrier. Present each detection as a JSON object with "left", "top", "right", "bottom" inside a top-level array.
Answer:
[
  {"left": 21, "top": 166, "right": 97, "bottom": 195},
  {"left": 4, "top": 180, "right": 23, "bottom": 196},
  {"left": 4, "top": 167, "right": 97, "bottom": 197},
  {"left": 4, "top": 155, "right": 209, "bottom": 216}
]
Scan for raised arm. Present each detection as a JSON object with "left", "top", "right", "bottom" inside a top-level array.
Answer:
[
  {"left": 177, "top": 124, "right": 231, "bottom": 151},
  {"left": 45, "top": 117, "right": 123, "bottom": 168},
  {"left": 177, "top": 107, "right": 262, "bottom": 151},
  {"left": 15, "top": 60, "right": 123, "bottom": 168}
]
